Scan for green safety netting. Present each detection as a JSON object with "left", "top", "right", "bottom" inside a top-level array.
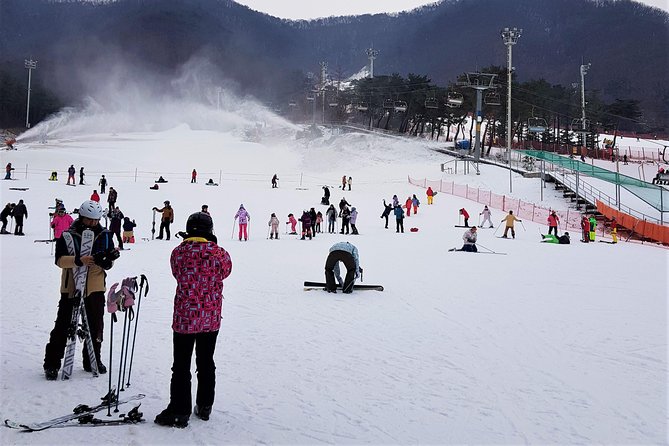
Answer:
[{"left": 524, "top": 150, "right": 669, "bottom": 212}]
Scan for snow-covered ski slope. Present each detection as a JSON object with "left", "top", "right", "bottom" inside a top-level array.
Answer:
[{"left": 0, "top": 101, "right": 666, "bottom": 444}]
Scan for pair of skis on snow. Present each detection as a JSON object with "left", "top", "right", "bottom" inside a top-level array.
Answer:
[
  {"left": 4, "top": 391, "right": 145, "bottom": 431},
  {"left": 303, "top": 281, "right": 384, "bottom": 291}
]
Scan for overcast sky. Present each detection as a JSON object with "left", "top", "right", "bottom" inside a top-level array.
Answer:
[{"left": 234, "top": 0, "right": 669, "bottom": 19}]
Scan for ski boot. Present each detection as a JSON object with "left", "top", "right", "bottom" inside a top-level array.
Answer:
[
  {"left": 194, "top": 405, "right": 212, "bottom": 421},
  {"left": 44, "top": 367, "right": 59, "bottom": 381},
  {"left": 154, "top": 407, "right": 190, "bottom": 428}
]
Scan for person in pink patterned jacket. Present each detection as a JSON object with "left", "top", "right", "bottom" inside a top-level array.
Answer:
[{"left": 155, "top": 212, "right": 232, "bottom": 428}]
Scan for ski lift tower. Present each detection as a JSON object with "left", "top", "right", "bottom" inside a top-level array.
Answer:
[
  {"left": 320, "top": 61, "right": 328, "bottom": 124},
  {"left": 24, "top": 59, "right": 37, "bottom": 129},
  {"left": 366, "top": 47, "right": 379, "bottom": 78},
  {"left": 460, "top": 72, "right": 498, "bottom": 175}
]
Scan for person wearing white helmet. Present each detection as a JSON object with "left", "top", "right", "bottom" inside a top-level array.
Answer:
[{"left": 43, "top": 200, "right": 119, "bottom": 380}]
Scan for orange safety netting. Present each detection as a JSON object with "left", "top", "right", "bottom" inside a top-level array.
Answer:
[{"left": 597, "top": 201, "right": 669, "bottom": 244}]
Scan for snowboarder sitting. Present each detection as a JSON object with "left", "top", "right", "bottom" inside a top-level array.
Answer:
[
  {"left": 287, "top": 213, "right": 298, "bottom": 235},
  {"left": 206, "top": 178, "right": 218, "bottom": 186},
  {"left": 43, "top": 200, "right": 118, "bottom": 380},
  {"left": 268, "top": 213, "right": 280, "bottom": 239},
  {"left": 49, "top": 171, "right": 58, "bottom": 181},
  {"left": 541, "top": 232, "right": 570, "bottom": 244},
  {"left": 321, "top": 186, "right": 330, "bottom": 205},
  {"left": 150, "top": 184, "right": 160, "bottom": 190},
  {"left": 156, "top": 176, "right": 168, "bottom": 183},
  {"left": 324, "top": 241, "right": 362, "bottom": 294}
]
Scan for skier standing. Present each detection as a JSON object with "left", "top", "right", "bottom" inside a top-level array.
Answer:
[
  {"left": 107, "top": 187, "right": 118, "bottom": 210},
  {"left": 547, "top": 210, "right": 560, "bottom": 236},
  {"left": 12, "top": 199, "right": 27, "bottom": 235},
  {"left": 154, "top": 212, "right": 232, "bottom": 428},
  {"left": 479, "top": 206, "right": 493, "bottom": 228},
  {"left": 153, "top": 201, "right": 174, "bottom": 240},
  {"left": 234, "top": 204, "right": 250, "bottom": 241},
  {"left": 99, "top": 175, "right": 107, "bottom": 194},
  {"left": 268, "top": 213, "right": 279, "bottom": 239},
  {"left": 392, "top": 194, "right": 399, "bottom": 208},
  {"left": 191, "top": 169, "right": 197, "bottom": 184},
  {"left": 108, "top": 206, "right": 125, "bottom": 250},
  {"left": 341, "top": 175, "right": 347, "bottom": 189},
  {"left": 350, "top": 207, "right": 359, "bottom": 235},
  {"left": 43, "top": 200, "right": 117, "bottom": 380},
  {"left": 589, "top": 215, "right": 597, "bottom": 242},
  {"left": 309, "top": 207, "right": 317, "bottom": 238},
  {"left": 610, "top": 216, "right": 618, "bottom": 243},
  {"left": 347, "top": 176, "right": 352, "bottom": 191},
  {"left": 271, "top": 174, "right": 279, "bottom": 188},
  {"left": 405, "top": 197, "right": 413, "bottom": 217},
  {"left": 299, "top": 210, "right": 312, "bottom": 240},
  {"left": 411, "top": 195, "right": 420, "bottom": 215},
  {"left": 4, "top": 163, "right": 14, "bottom": 180},
  {"left": 79, "top": 167, "right": 85, "bottom": 185},
  {"left": 340, "top": 205, "right": 351, "bottom": 235},
  {"left": 326, "top": 205, "right": 337, "bottom": 234},
  {"left": 67, "top": 165, "right": 76, "bottom": 185},
  {"left": 315, "top": 211, "right": 323, "bottom": 233},
  {"left": 287, "top": 213, "right": 298, "bottom": 235},
  {"left": 426, "top": 186, "right": 435, "bottom": 205},
  {"left": 50, "top": 205, "right": 73, "bottom": 240},
  {"left": 394, "top": 204, "right": 405, "bottom": 233},
  {"left": 581, "top": 215, "right": 590, "bottom": 243},
  {"left": 501, "top": 210, "right": 521, "bottom": 238}
]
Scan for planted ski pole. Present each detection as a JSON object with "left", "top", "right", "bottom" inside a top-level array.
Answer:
[
  {"left": 493, "top": 222, "right": 503, "bottom": 236},
  {"left": 231, "top": 219, "right": 236, "bottom": 239},
  {"left": 520, "top": 220, "right": 527, "bottom": 231},
  {"left": 115, "top": 308, "right": 129, "bottom": 410},
  {"left": 126, "top": 274, "right": 148, "bottom": 388}
]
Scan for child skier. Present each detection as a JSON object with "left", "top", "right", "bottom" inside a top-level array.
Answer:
[
  {"left": 479, "top": 206, "right": 493, "bottom": 228},
  {"left": 268, "top": 213, "right": 279, "bottom": 239},
  {"left": 286, "top": 213, "right": 297, "bottom": 235},
  {"left": 234, "top": 204, "right": 250, "bottom": 241},
  {"left": 123, "top": 216, "right": 137, "bottom": 243}
]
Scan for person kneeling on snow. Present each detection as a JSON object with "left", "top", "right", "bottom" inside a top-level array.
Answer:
[
  {"left": 324, "top": 241, "right": 363, "bottom": 294},
  {"left": 541, "top": 232, "right": 570, "bottom": 244},
  {"left": 453, "top": 227, "right": 477, "bottom": 252}
]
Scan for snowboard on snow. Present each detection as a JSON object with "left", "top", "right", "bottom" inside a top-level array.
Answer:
[{"left": 303, "top": 281, "right": 384, "bottom": 291}]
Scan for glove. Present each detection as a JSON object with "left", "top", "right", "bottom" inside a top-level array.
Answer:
[{"left": 93, "top": 249, "right": 120, "bottom": 268}]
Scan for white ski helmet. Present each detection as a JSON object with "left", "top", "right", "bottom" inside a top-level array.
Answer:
[{"left": 79, "top": 200, "right": 104, "bottom": 219}]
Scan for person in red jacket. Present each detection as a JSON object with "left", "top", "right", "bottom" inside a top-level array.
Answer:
[
  {"left": 547, "top": 210, "right": 559, "bottom": 236},
  {"left": 155, "top": 212, "right": 232, "bottom": 428},
  {"left": 459, "top": 208, "right": 470, "bottom": 227},
  {"left": 191, "top": 169, "right": 197, "bottom": 184},
  {"left": 90, "top": 190, "right": 100, "bottom": 202},
  {"left": 581, "top": 215, "right": 590, "bottom": 243},
  {"left": 405, "top": 196, "right": 413, "bottom": 217},
  {"left": 426, "top": 186, "right": 435, "bottom": 205}
]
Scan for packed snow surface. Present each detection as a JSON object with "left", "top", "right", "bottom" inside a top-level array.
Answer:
[{"left": 0, "top": 101, "right": 666, "bottom": 445}]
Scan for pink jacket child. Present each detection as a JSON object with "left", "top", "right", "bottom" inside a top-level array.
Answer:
[
  {"left": 287, "top": 213, "right": 298, "bottom": 234},
  {"left": 50, "top": 211, "right": 74, "bottom": 240},
  {"left": 234, "top": 204, "right": 251, "bottom": 241}
]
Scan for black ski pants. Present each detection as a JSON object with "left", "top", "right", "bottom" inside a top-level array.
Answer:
[
  {"left": 324, "top": 250, "right": 356, "bottom": 293},
  {"left": 44, "top": 292, "right": 105, "bottom": 370},
  {"left": 159, "top": 220, "right": 171, "bottom": 240},
  {"left": 14, "top": 217, "right": 24, "bottom": 235},
  {"left": 548, "top": 225, "right": 558, "bottom": 236},
  {"left": 169, "top": 331, "right": 219, "bottom": 415},
  {"left": 396, "top": 217, "right": 404, "bottom": 233},
  {"left": 340, "top": 218, "right": 350, "bottom": 234}
]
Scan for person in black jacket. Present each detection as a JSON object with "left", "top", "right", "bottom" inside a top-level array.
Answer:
[
  {"left": 43, "top": 200, "right": 118, "bottom": 380},
  {"left": 0, "top": 202, "right": 15, "bottom": 234},
  {"left": 12, "top": 199, "right": 27, "bottom": 235},
  {"left": 108, "top": 206, "right": 125, "bottom": 250},
  {"left": 309, "top": 207, "right": 317, "bottom": 238},
  {"left": 380, "top": 199, "right": 393, "bottom": 229}
]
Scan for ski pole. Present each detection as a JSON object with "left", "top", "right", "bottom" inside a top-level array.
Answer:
[
  {"left": 285, "top": 222, "right": 288, "bottom": 235},
  {"left": 494, "top": 222, "right": 503, "bottom": 236},
  {"left": 115, "top": 309, "right": 129, "bottom": 411},
  {"left": 247, "top": 221, "right": 251, "bottom": 240},
  {"left": 151, "top": 210, "right": 156, "bottom": 240},
  {"left": 520, "top": 221, "right": 527, "bottom": 231},
  {"left": 107, "top": 311, "right": 115, "bottom": 417},
  {"left": 231, "top": 219, "right": 236, "bottom": 240},
  {"left": 477, "top": 243, "right": 496, "bottom": 253},
  {"left": 266, "top": 225, "right": 271, "bottom": 239},
  {"left": 120, "top": 308, "right": 133, "bottom": 392},
  {"left": 126, "top": 275, "right": 147, "bottom": 388}
]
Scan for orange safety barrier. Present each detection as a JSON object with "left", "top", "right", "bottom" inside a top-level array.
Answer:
[{"left": 596, "top": 201, "right": 669, "bottom": 244}]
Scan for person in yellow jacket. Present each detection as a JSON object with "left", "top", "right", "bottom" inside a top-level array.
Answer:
[{"left": 501, "top": 210, "right": 522, "bottom": 239}]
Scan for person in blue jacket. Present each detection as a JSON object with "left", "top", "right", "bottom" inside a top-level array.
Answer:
[
  {"left": 324, "top": 241, "right": 362, "bottom": 294},
  {"left": 393, "top": 204, "right": 404, "bottom": 233}
]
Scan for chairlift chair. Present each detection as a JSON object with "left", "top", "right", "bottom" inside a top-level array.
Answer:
[
  {"left": 570, "top": 118, "right": 591, "bottom": 133},
  {"left": 425, "top": 97, "right": 438, "bottom": 109},
  {"left": 394, "top": 100, "right": 408, "bottom": 113},
  {"left": 306, "top": 94, "right": 315, "bottom": 102},
  {"left": 329, "top": 100, "right": 339, "bottom": 107},
  {"left": 288, "top": 101, "right": 297, "bottom": 107},
  {"left": 527, "top": 117, "right": 548, "bottom": 133},
  {"left": 383, "top": 99, "right": 394, "bottom": 110},
  {"left": 446, "top": 92, "right": 464, "bottom": 108},
  {"left": 357, "top": 102, "right": 368, "bottom": 112},
  {"left": 484, "top": 91, "right": 501, "bottom": 106}
]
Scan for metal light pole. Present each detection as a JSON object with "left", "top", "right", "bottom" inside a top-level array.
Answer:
[
  {"left": 366, "top": 47, "right": 379, "bottom": 78},
  {"left": 580, "top": 63, "right": 590, "bottom": 133},
  {"left": 462, "top": 72, "right": 497, "bottom": 175},
  {"left": 24, "top": 59, "right": 38, "bottom": 129},
  {"left": 502, "top": 27, "right": 521, "bottom": 193}
]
